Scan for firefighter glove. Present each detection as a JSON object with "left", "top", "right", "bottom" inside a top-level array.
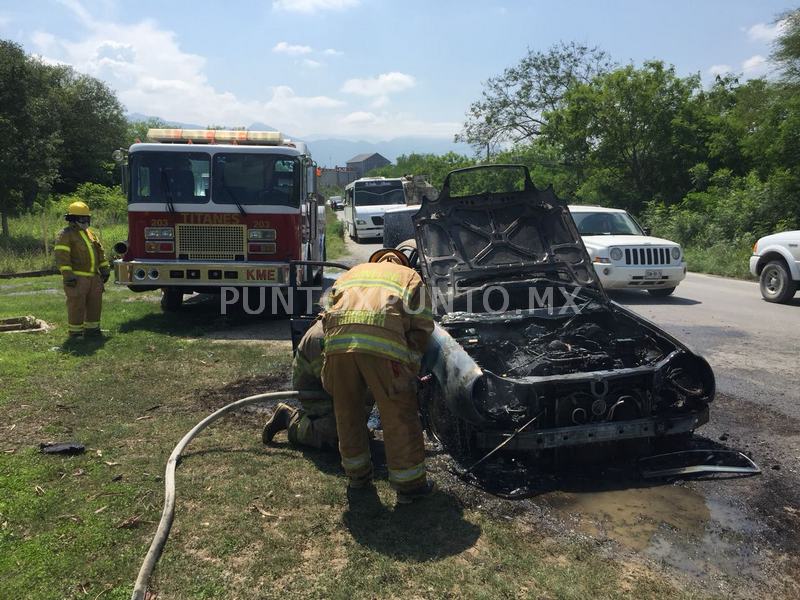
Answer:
[
  {"left": 63, "top": 273, "right": 78, "bottom": 287},
  {"left": 100, "top": 267, "right": 110, "bottom": 283}
]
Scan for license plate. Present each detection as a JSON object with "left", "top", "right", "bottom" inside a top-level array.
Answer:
[{"left": 644, "top": 270, "right": 662, "bottom": 280}]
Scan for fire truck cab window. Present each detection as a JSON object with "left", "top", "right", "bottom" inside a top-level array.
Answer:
[
  {"left": 130, "top": 152, "right": 211, "bottom": 204},
  {"left": 212, "top": 154, "right": 300, "bottom": 207}
]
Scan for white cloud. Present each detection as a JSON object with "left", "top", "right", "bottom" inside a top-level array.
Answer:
[
  {"left": 341, "top": 72, "right": 416, "bottom": 96},
  {"left": 746, "top": 20, "right": 788, "bottom": 43},
  {"left": 334, "top": 110, "right": 461, "bottom": 138},
  {"left": 272, "top": 41, "right": 313, "bottom": 55},
  {"left": 341, "top": 111, "right": 379, "bottom": 125},
  {"left": 26, "top": 1, "right": 457, "bottom": 139},
  {"left": 322, "top": 48, "right": 343, "bottom": 56},
  {"left": 273, "top": 0, "right": 359, "bottom": 14},
  {"left": 30, "top": 2, "right": 344, "bottom": 135},
  {"left": 708, "top": 64, "right": 732, "bottom": 77},
  {"left": 742, "top": 54, "right": 768, "bottom": 76},
  {"left": 303, "top": 58, "right": 323, "bottom": 69}
]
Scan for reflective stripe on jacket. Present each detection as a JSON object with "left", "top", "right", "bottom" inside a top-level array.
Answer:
[
  {"left": 54, "top": 225, "right": 108, "bottom": 277},
  {"left": 322, "top": 262, "right": 434, "bottom": 366}
]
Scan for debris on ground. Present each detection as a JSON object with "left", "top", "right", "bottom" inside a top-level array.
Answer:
[{"left": 39, "top": 441, "right": 85, "bottom": 455}]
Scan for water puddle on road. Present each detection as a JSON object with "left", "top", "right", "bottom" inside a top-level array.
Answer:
[{"left": 539, "top": 482, "right": 762, "bottom": 581}]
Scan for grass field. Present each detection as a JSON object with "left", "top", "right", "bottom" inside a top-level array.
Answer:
[
  {"left": 324, "top": 205, "right": 346, "bottom": 260},
  {"left": 684, "top": 242, "right": 755, "bottom": 280},
  {"left": 0, "top": 210, "right": 127, "bottom": 275},
  {"left": 0, "top": 277, "right": 690, "bottom": 599}
]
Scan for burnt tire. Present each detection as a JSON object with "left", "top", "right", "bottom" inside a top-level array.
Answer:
[
  {"left": 423, "top": 387, "right": 475, "bottom": 459},
  {"left": 648, "top": 286, "right": 676, "bottom": 297},
  {"left": 161, "top": 287, "right": 183, "bottom": 312},
  {"left": 760, "top": 260, "right": 797, "bottom": 303}
]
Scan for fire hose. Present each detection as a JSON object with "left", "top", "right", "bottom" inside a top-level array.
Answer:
[{"left": 131, "top": 390, "right": 316, "bottom": 600}]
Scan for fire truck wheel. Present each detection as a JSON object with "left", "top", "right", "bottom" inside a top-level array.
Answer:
[{"left": 161, "top": 287, "right": 184, "bottom": 312}]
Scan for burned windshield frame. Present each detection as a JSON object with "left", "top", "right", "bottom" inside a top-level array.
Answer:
[
  {"left": 129, "top": 152, "right": 211, "bottom": 204},
  {"left": 212, "top": 154, "right": 301, "bottom": 207}
]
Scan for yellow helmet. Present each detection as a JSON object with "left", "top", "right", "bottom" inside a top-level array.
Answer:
[
  {"left": 368, "top": 248, "right": 410, "bottom": 268},
  {"left": 67, "top": 201, "right": 91, "bottom": 217}
]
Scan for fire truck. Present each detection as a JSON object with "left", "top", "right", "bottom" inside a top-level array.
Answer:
[{"left": 113, "top": 128, "right": 325, "bottom": 311}]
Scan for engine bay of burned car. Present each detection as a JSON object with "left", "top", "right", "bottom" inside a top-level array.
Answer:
[{"left": 412, "top": 165, "right": 715, "bottom": 459}]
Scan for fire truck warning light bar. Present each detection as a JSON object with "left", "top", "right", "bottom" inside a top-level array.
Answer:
[{"left": 146, "top": 128, "right": 286, "bottom": 145}]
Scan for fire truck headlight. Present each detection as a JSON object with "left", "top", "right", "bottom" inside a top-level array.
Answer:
[
  {"left": 145, "top": 227, "right": 174, "bottom": 240},
  {"left": 248, "top": 229, "right": 276, "bottom": 241}
]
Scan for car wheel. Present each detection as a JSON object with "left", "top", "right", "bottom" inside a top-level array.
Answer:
[
  {"left": 647, "top": 286, "right": 676, "bottom": 297},
  {"left": 354, "top": 229, "right": 361, "bottom": 243},
  {"left": 161, "top": 287, "right": 183, "bottom": 312},
  {"left": 760, "top": 260, "right": 797, "bottom": 303}
]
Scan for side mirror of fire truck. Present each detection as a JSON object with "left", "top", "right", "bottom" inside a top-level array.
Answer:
[
  {"left": 112, "top": 149, "right": 129, "bottom": 196},
  {"left": 306, "top": 162, "right": 317, "bottom": 196}
]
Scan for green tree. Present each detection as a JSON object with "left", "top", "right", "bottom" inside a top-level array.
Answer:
[
  {"left": 0, "top": 41, "right": 61, "bottom": 238},
  {"left": 368, "top": 152, "right": 474, "bottom": 189},
  {"left": 50, "top": 66, "right": 127, "bottom": 192},
  {"left": 773, "top": 8, "right": 800, "bottom": 84},
  {"left": 126, "top": 116, "right": 169, "bottom": 146},
  {"left": 543, "top": 61, "right": 707, "bottom": 213},
  {"left": 456, "top": 42, "right": 613, "bottom": 155}
]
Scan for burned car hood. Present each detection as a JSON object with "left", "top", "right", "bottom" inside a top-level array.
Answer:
[{"left": 412, "top": 165, "right": 604, "bottom": 312}]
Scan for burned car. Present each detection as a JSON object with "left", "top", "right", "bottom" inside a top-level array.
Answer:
[{"left": 410, "top": 165, "right": 714, "bottom": 461}]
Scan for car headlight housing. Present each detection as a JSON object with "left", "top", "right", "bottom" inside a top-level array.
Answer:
[
  {"left": 356, "top": 219, "right": 367, "bottom": 225},
  {"left": 671, "top": 247, "right": 682, "bottom": 260},
  {"left": 144, "top": 227, "right": 174, "bottom": 240},
  {"left": 248, "top": 229, "right": 276, "bottom": 241},
  {"left": 609, "top": 248, "right": 623, "bottom": 261}
]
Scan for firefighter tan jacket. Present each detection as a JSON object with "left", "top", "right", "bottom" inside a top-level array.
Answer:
[
  {"left": 54, "top": 224, "right": 109, "bottom": 277},
  {"left": 322, "top": 262, "right": 434, "bottom": 366}
]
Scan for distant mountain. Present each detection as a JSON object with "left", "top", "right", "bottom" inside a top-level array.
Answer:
[
  {"left": 126, "top": 112, "right": 204, "bottom": 129},
  {"left": 125, "top": 113, "right": 472, "bottom": 167},
  {"left": 304, "top": 137, "right": 472, "bottom": 168}
]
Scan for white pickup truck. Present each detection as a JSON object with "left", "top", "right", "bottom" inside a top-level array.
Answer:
[
  {"left": 569, "top": 205, "right": 687, "bottom": 297},
  {"left": 750, "top": 231, "right": 800, "bottom": 303}
]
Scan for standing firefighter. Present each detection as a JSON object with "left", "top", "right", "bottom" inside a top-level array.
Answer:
[
  {"left": 321, "top": 248, "right": 435, "bottom": 503},
  {"left": 54, "top": 201, "right": 110, "bottom": 337}
]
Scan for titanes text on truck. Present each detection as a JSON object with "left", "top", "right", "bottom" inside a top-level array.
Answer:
[{"left": 113, "top": 129, "right": 325, "bottom": 311}]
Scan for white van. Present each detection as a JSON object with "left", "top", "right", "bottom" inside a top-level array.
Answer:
[{"left": 343, "top": 177, "right": 406, "bottom": 242}]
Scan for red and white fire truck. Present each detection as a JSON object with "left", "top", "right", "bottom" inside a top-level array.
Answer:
[{"left": 113, "top": 128, "right": 325, "bottom": 310}]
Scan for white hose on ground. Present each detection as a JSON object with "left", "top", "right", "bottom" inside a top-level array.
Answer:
[{"left": 131, "top": 390, "right": 312, "bottom": 600}]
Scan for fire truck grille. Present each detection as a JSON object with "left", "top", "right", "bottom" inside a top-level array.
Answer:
[{"left": 176, "top": 224, "right": 247, "bottom": 260}]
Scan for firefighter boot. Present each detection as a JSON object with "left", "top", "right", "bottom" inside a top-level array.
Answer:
[
  {"left": 262, "top": 403, "right": 296, "bottom": 444},
  {"left": 396, "top": 481, "right": 437, "bottom": 505}
]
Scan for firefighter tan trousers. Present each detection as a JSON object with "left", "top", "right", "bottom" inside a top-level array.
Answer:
[
  {"left": 64, "top": 275, "right": 103, "bottom": 334},
  {"left": 321, "top": 353, "right": 427, "bottom": 492}
]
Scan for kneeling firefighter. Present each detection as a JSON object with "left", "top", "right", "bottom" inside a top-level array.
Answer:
[
  {"left": 54, "top": 201, "right": 110, "bottom": 337},
  {"left": 262, "top": 319, "right": 372, "bottom": 450},
  {"left": 321, "top": 248, "right": 435, "bottom": 503}
]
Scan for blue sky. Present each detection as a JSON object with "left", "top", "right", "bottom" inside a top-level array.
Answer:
[{"left": 0, "top": 0, "right": 795, "bottom": 140}]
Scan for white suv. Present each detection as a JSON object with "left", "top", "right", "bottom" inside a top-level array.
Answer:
[
  {"left": 750, "top": 231, "right": 800, "bottom": 303},
  {"left": 569, "top": 205, "right": 687, "bottom": 297}
]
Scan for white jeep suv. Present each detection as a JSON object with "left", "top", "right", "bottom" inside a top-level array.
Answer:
[
  {"left": 750, "top": 231, "right": 800, "bottom": 303},
  {"left": 570, "top": 205, "right": 687, "bottom": 297}
]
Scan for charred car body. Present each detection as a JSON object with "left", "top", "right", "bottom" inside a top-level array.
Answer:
[{"left": 410, "top": 166, "right": 714, "bottom": 459}]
